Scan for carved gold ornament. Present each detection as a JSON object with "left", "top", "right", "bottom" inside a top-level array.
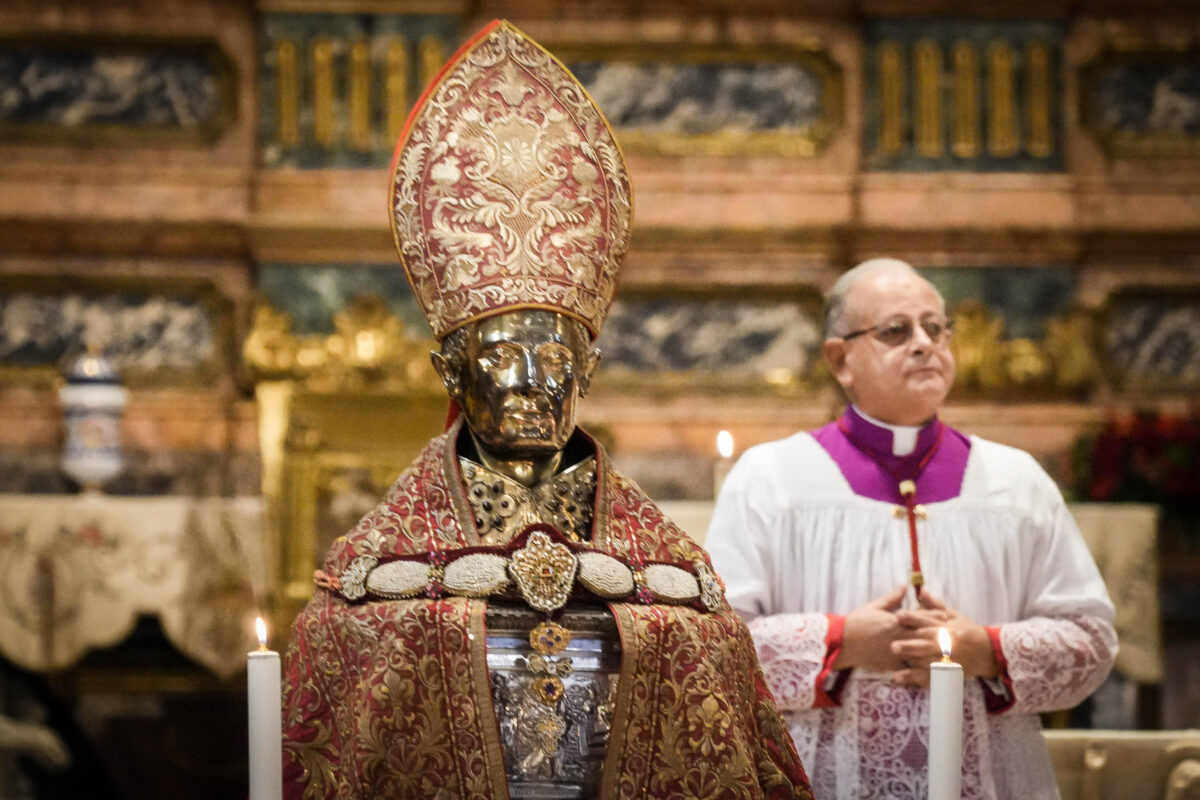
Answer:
[
  {"left": 532, "top": 675, "right": 565, "bottom": 705},
  {"left": 526, "top": 652, "right": 574, "bottom": 706},
  {"left": 510, "top": 531, "right": 579, "bottom": 613},
  {"left": 461, "top": 457, "right": 596, "bottom": 545},
  {"left": 242, "top": 296, "right": 440, "bottom": 392},
  {"left": 694, "top": 560, "right": 726, "bottom": 612},
  {"left": 530, "top": 620, "right": 571, "bottom": 655}
]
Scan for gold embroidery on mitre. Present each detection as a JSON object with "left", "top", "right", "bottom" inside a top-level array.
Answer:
[
  {"left": 509, "top": 530, "right": 579, "bottom": 613},
  {"left": 389, "top": 20, "right": 631, "bottom": 340}
]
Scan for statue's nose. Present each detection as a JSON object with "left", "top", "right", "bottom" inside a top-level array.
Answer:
[{"left": 512, "top": 350, "right": 543, "bottom": 392}]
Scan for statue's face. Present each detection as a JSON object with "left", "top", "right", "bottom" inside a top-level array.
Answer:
[{"left": 442, "top": 310, "right": 597, "bottom": 460}]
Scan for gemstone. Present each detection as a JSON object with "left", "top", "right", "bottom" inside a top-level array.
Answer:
[
  {"left": 533, "top": 676, "right": 564, "bottom": 705},
  {"left": 529, "top": 621, "right": 571, "bottom": 655}
]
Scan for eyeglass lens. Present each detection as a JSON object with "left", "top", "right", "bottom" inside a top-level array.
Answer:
[{"left": 873, "top": 317, "right": 953, "bottom": 346}]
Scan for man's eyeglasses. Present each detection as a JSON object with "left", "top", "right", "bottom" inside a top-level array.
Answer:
[{"left": 840, "top": 316, "right": 955, "bottom": 348}]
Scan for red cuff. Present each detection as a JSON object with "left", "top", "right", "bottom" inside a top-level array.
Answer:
[
  {"left": 815, "top": 614, "right": 852, "bottom": 708},
  {"left": 981, "top": 624, "right": 1015, "bottom": 713}
]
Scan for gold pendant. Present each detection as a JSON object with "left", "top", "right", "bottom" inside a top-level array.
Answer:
[
  {"left": 510, "top": 531, "right": 578, "bottom": 613},
  {"left": 532, "top": 675, "right": 565, "bottom": 705},
  {"left": 530, "top": 620, "right": 571, "bottom": 655}
]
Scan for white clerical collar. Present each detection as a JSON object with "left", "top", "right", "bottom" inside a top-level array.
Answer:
[{"left": 852, "top": 406, "right": 921, "bottom": 456}]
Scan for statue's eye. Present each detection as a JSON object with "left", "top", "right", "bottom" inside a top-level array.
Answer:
[{"left": 484, "top": 348, "right": 516, "bottom": 368}]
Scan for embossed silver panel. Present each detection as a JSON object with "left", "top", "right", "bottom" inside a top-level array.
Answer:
[{"left": 486, "top": 604, "right": 621, "bottom": 799}]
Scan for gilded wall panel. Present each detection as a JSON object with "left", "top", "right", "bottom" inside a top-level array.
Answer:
[
  {"left": 257, "top": 265, "right": 826, "bottom": 391},
  {"left": 923, "top": 266, "right": 1098, "bottom": 397},
  {"left": 258, "top": 13, "right": 459, "bottom": 168},
  {"left": 257, "top": 263, "right": 426, "bottom": 334},
  {"left": 864, "top": 20, "right": 1064, "bottom": 171}
]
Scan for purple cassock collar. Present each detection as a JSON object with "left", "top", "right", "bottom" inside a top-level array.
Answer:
[{"left": 812, "top": 406, "right": 971, "bottom": 504}]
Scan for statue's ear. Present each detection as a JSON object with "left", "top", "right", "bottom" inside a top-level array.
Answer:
[
  {"left": 579, "top": 345, "right": 602, "bottom": 397},
  {"left": 431, "top": 350, "right": 460, "bottom": 397}
]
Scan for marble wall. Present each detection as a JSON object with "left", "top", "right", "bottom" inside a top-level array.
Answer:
[
  {"left": 1084, "top": 54, "right": 1200, "bottom": 155},
  {"left": 566, "top": 44, "right": 842, "bottom": 157},
  {"left": 0, "top": 283, "right": 225, "bottom": 381},
  {"left": 1105, "top": 290, "right": 1200, "bottom": 391},
  {"left": 0, "top": 40, "right": 233, "bottom": 139}
]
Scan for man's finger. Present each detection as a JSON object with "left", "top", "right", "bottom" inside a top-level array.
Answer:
[
  {"left": 895, "top": 609, "right": 947, "bottom": 628},
  {"left": 890, "top": 667, "right": 932, "bottom": 688},
  {"left": 873, "top": 584, "right": 908, "bottom": 610},
  {"left": 918, "top": 590, "right": 947, "bottom": 611},
  {"left": 891, "top": 639, "right": 942, "bottom": 660}
]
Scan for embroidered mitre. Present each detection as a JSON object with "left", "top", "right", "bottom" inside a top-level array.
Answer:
[{"left": 388, "top": 19, "right": 632, "bottom": 341}]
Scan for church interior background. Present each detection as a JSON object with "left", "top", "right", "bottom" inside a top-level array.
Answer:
[{"left": 0, "top": 0, "right": 1198, "bottom": 797}]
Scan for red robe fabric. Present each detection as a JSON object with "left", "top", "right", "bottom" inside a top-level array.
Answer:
[{"left": 282, "top": 420, "right": 812, "bottom": 800}]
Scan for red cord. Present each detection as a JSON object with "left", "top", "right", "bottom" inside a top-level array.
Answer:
[{"left": 837, "top": 416, "right": 945, "bottom": 595}]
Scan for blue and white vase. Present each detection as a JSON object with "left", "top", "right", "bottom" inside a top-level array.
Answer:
[{"left": 59, "top": 352, "right": 129, "bottom": 491}]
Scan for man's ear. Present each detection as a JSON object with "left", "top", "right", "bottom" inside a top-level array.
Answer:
[
  {"left": 578, "top": 345, "right": 602, "bottom": 397},
  {"left": 823, "top": 339, "right": 854, "bottom": 392},
  {"left": 430, "top": 350, "right": 460, "bottom": 397}
]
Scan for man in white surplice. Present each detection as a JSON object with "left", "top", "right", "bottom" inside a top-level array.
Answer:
[{"left": 705, "top": 259, "right": 1116, "bottom": 800}]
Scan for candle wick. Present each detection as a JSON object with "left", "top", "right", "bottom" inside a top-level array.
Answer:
[
  {"left": 941, "top": 654, "right": 951, "bottom": 663},
  {"left": 258, "top": 642, "right": 269, "bottom": 652}
]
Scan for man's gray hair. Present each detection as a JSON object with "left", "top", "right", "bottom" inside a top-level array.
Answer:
[{"left": 822, "top": 258, "right": 945, "bottom": 339}]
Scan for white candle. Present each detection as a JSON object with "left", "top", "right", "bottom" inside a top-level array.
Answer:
[
  {"left": 248, "top": 616, "right": 282, "bottom": 800},
  {"left": 713, "top": 430, "right": 735, "bottom": 498},
  {"left": 929, "top": 627, "right": 963, "bottom": 800}
]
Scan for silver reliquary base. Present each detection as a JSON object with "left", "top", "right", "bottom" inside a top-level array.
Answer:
[{"left": 486, "top": 603, "right": 622, "bottom": 799}]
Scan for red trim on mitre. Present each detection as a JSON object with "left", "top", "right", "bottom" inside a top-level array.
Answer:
[{"left": 386, "top": 21, "right": 506, "bottom": 341}]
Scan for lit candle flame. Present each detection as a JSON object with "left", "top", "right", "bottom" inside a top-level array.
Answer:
[
  {"left": 717, "top": 430, "right": 734, "bottom": 459},
  {"left": 255, "top": 616, "right": 269, "bottom": 651},
  {"left": 937, "top": 626, "right": 952, "bottom": 661}
]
